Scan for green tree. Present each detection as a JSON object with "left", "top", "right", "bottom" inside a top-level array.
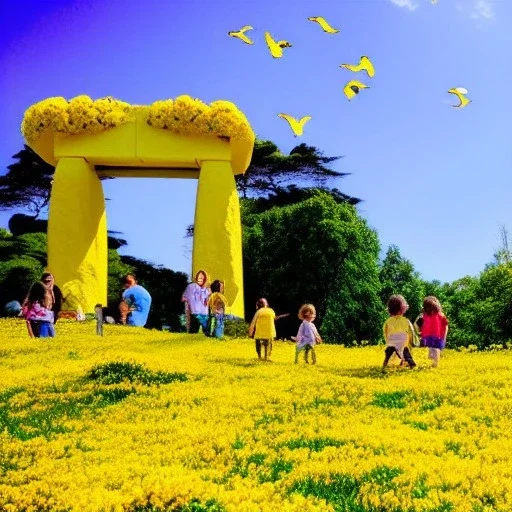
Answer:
[
  {"left": 242, "top": 191, "right": 383, "bottom": 343},
  {"left": 379, "top": 245, "right": 425, "bottom": 322},
  {"left": 0, "top": 230, "right": 46, "bottom": 306},
  {"left": 0, "top": 257, "right": 44, "bottom": 306},
  {"left": 245, "top": 184, "right": 360, "bottom": 213},
  {"left": 476, "top": 264, "right": 512, "bottom": 343},
  {"left": 235, "top": 139, "right": 358, "bottom": 201},
  {"left": 490, "top": 225, "right": 512, "bottom": 266},
  {"left": 0, "top": 145, "right": 54, "bottom": 218},
  {"left": 442, "top": 274, "right": 490, "bottom": 348},
  {"left": 107, "top": 250, "right": 134, "bottom": 307}
]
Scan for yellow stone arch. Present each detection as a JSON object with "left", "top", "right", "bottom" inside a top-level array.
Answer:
[{"left": 21, "top": 96, "right": 255, "bottom": 319}]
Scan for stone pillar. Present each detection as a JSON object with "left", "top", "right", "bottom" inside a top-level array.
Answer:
[
  {"left": 193, "top": 160, "right": 244, "bottom": 319},
  {"left": 47, "top": 157, "right": 107, "bottom": 312}
]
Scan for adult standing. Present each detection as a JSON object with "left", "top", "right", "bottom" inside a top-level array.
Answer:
[
  {"left": 181, "top": 270, "right": 210, "bottom": 333},
  {"left": 121, "top": 274, "right": 152, "bottom": 327},
  {"left": 41, "top": 272, "right": 63, "bottom": 324}
]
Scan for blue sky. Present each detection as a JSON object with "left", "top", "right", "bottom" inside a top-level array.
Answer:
[{"left": 0, "top": 0, "right": 510, "bottom": 283}]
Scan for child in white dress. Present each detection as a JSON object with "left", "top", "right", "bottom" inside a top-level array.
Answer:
[{"left": 292, "top": 304, "right": 322, "bottom": 364}]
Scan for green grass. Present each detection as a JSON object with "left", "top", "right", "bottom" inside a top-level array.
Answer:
[{"left": 0, "top": 383, "right": 135, "bottom": 440}]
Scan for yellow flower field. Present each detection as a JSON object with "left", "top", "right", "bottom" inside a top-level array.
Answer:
[{"left": 1, "top": 319, "right": 512, "bottom": 512}]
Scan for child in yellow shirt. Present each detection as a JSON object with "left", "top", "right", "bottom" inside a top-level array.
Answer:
[
  {"left": 383, "top": 294, "right": 416, "bottom": 369},
  {"left": 207, "top": 280, "right": 228, "bottom": 338},
  {"left": 248, "top": 298, "right": 288, "bottom": 361}
]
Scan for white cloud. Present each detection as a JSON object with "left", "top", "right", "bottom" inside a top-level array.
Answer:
[
  {"left": 389, "top": 0, "right": 419, "bottom": 11},
  {"left": 471, "top": 0, "right": 495, "bottom": 19}
]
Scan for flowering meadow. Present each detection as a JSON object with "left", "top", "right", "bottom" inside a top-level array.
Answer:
[{"left": 1, "top": 319, "right": 512, "bottom": 512}]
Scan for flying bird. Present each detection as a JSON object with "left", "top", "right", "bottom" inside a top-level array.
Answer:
[
  {"left": 340, "top": 56, "right": 375, "bottom": 78},
  {"left": 343, "top": 80, "right": 370, "bottom": 100},
  {"left": 264, "top": 31, "right": 292, "bottom": 58},
  {"left": 448, "top": 87, "right": 471, "bottom": 108},
  {"left": 278, "top": 114, "right": 312, "bottom": 137},
  {"left": 228, "top": 25, "right": 254, "bottom": 45},
  {"left": 307, "top": 16, "right": 340, "bottom": 34}
]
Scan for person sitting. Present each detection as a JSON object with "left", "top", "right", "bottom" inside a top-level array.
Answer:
[{"left": 120, "top": 274, "right": 152, "bottom": 327}]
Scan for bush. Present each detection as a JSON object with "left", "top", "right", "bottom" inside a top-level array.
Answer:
[
  {"left": 224, "top": 319, "right": 250, "bottom": 338},
  {"left": 87, "top": 361, "right": 188, "bottom": 386}
]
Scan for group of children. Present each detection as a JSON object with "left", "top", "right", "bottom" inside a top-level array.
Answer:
[
  {"left": 246, "top": 293, "right": 448, "bottom": 368},
  {"left": 383, "top": 294, "right": 449, "bottom": 369},
  {"left": 248, "top": 299, "right": 321, "bottom": 363},
  {"left": 181, "top": 269, "right": 449, "bottom": 368}
]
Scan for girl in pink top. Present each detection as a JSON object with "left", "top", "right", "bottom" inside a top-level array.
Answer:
[
  {"left": 419, "top": 296, "right": 449, "bottom": 368},
  {"left": 22, "top": 281, "right": 55, "bottom": 338}
]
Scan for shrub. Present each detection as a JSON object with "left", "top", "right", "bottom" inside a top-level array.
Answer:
[{"left": 87, "top": 361, "right": 187, "bottom": 386}]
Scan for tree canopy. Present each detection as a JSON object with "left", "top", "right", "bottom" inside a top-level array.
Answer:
[
  {"left": 235, "top": 139, "right": 359, "bottom": 203},
  {"left": 242, "top": 190, "right": 382, "bottom": 343},
  {"left": 0, "top": 145, "right": 54, "bottom": 218},
  {"left": 379, "top": 245, "right": 425, "bottom": 323}
]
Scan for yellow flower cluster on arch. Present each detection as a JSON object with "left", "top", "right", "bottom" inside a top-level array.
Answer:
[
  {"left": 21, "top": 95, "right": 133, "bottom": 145},
  {"left": 146, "top": 95, "right": 255, "bottom": 143},
  {"left": 21, "top": 95, "right": 255, "bottom": 146}
]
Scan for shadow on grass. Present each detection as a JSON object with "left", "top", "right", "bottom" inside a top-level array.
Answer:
[
  {"left": 324, "top": 365, "right": 428, "bottom": 380},
  {"left": 206, "top": 357, "right": 261, "bottom": 368}
]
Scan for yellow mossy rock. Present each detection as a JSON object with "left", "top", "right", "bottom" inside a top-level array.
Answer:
[
  {"left": 47, "top": 158, "right": 107, "bottom": 312},
  {"left": 193, "top": 161, "right": 244, "bottom": 319},
  {"left": 22, "top": 97, "right": 254, "bottom": 318}
]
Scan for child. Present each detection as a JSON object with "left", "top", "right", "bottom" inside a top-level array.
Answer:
[
  {"left": 382, "top": 295, "right": 416, "bottom": 369},
  {"left": 207, "top": 280, "right": 228, "bottom": 338},
  {"left": 292, "top": 304, "right": 322, "bottom": 364},
  {"left": 248, "top": 298, "right": 289, "bottom": 361},
  {"left": 119, "top": 299, "right": 131, "bottom": 325},
  {"left": 419, "top": 296, "right": 449, "bottom": 368},
  {"left": 22, "top": 281, "right": 55, "bottom": 338}
]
